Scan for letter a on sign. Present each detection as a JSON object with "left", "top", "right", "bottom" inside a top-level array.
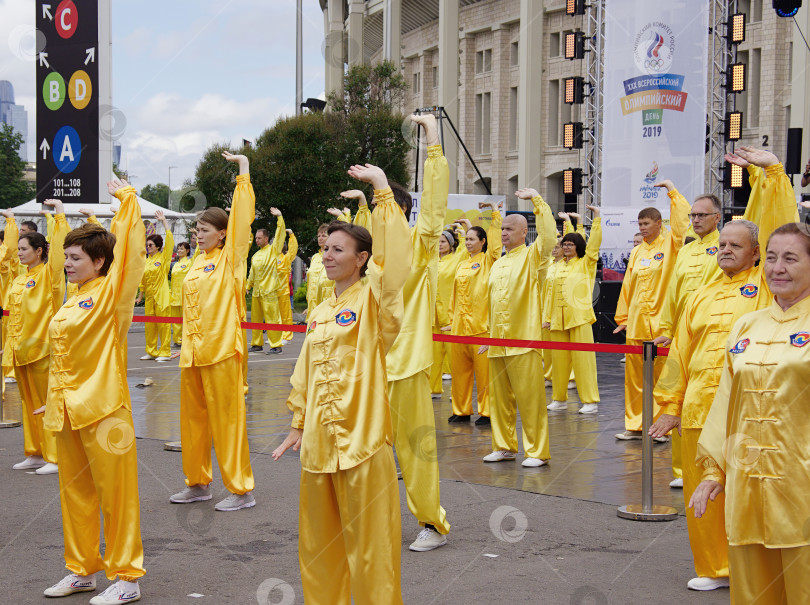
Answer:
[{"left": 60, "top": 135, "right": 74, "bottom": 162}]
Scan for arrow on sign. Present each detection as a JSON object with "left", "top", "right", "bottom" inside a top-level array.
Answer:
[
  {"left": 85, "top": 47, "right": 96, "bottom": 65},
  {"left": 42, "top": 4, "right": 52, "bottom": 20},
  {"left": 40, "top": 139, "right": 51, "bottom": 160},
  {"left": 38, "top": 52, "right": 49, "bottom": 68}
]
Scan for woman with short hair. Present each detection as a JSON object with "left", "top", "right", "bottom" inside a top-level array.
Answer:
[
  {"left": 169, "top": 241, "right": 197, "bottom": 346},
  {"left": 135, "top": 210, "right": 173, "bottom": 361}
]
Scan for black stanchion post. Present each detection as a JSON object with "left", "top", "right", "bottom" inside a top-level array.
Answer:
[{"left": 617, "top": 341, "right": 678, "bottom": 521}]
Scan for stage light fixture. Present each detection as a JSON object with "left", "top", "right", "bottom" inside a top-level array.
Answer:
[
  {"left": 773, "top": 1, "right": 802, "bottom": 18},
  {"left": 727, "top": 63, "right": 746, "bottom": 93},
  {"left": 723, "top": 163, "right": 744, "bottom": 189},
  {"left": 563, "top": 168, "right": 583, "bottom": 195},
  {"left": 564, "top": 32, "right": 585, "bottom": 60},
  {"left": 725, "top": 111, "right": 743, "bottom": 141},
  {"left": 563, "top": 122, "right": 584, "bottom": 149},
  {"left": 728, "top": 13, "right": 746, "bottom": 44},
  {"left": 566, "top": 0, "right": 586, "bottom": 16},
  {"left": 564, "top": 77, "right": 585, "bottom": 104}
]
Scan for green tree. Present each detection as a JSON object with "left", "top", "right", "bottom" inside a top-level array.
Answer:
[
  {"left": 140, "top": 182, "right": 170, "bottom": 207},
  {"left": 0, "top": 124, "right": 34, "bottom": 208},
  {"left": 112, "top": 162, "right": 129, "bottom": 181},
  {"left": 193, "top": 143, "right": 240, "bottom": 210}
]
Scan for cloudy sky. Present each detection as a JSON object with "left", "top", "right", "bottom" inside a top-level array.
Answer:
[{"left": 2, "top": 0, "right": 326, "bottom": 192}]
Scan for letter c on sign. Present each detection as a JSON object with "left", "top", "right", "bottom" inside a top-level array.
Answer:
[{"left": 56, "top": 0, "right": 78, "bottom": 39}]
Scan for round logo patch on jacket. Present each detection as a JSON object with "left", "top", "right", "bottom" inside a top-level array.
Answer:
[
  {"left": 203, "top": 263, "right": 215, "bottom": 273},
  {"left": 790, "top": 332, "right": 810, "bottom": 347},
  {"left": 470, "top": 262, "right": 481, "bottom": 270},
  {"left": 739, "top": 284, "right": 758, "bottom": 298},
  {"left": 306, "top": 320, "right": 317, "bottom": 335},
  {"left": 25, "top": 279, "right": 36, "bottom": 288},
  {"left": 706, "top": 246, "right": 718, "bottom": 255},
  {"left": 153, "top": 261, "right": 161, "bottom": 267},
  {"left": 335, "top": 309, "right": 357, "bottom": 327},
  {"left": 78, "top": 297, "right": 94, "bottom": 310},
  {"left": 729, "top": 338, "right": 750, "bottom": 354},
  {"left": 653, "top": 252, "right": 664, "bottom": 261}
]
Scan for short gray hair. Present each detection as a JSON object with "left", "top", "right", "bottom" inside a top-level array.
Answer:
[{"left": 723, "top": 219, "right": 758, "bottom": 247}]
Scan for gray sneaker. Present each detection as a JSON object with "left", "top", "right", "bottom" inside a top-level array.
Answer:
[
  {"left": 215, "top": 491, "right": 255, "bottom": 511},
  {"left": 170, "top": 484, "right": 212, "bottom": 503}
]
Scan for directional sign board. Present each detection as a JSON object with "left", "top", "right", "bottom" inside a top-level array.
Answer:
[{"left": 36, "top": 1, "right": 99, "bottom": 203}]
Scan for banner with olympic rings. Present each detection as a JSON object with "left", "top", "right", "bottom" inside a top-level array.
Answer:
[{"left": 600, "top": 0, "right": 709, "bottom": 275}]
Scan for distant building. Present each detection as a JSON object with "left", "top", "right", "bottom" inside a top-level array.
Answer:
[
  {"left": 113, "top": 143, "right": 122, "bottom": 167},
  {"left": 0, "top": 80, "right": 29, "bottom": 161}
]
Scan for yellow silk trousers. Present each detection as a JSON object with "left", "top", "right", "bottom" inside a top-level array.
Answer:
[
  {"left": 728, "top": 544, "right": 810, "bottom": 604},
  {"left": 276, "top": 291, "right": 293, "bottom": 342},
  {"left": 16, "top": 356, "right": 57, "bottom": 462},
  {"left": 682, "top": 428, "right": 728, "bottom": 578},
  {"left": 180, "top": 354, "right": 254, "bottom": 494},
  {"left": 55, "top": 406, "right": 145, "bottom": 582},
  {"left": 299, "top": 446, "right": 403, "bottom": 605},
  {"left": 541, "top": 327, "right": 552, "bottom": 381},
  {"left": 430, "top": 333, "right": 452, "bottom": 394},
  {"left": 144, "top": 297, "right": 170, "bottom": 357},
  {"left": 671, "top": 429, "right": 683, "bottom": 479},
  {"left": 549, "top": 324, "right": 600, "bottom": 403},
  {"left": 389, "top": 371, "right": 450, "bottom": 534},
  {"left": 2, "top": 315, "right": 14, "bottom": 379},
  {"left": 171, "top": 304, "right": 182, "bottom": 344},
  {"left": 450, "top": 335, "right": 489, "bottom": 417},
  {"left": 250, "top": 295, "right": 282, "bottom": 348},
  {"left": 624, "top": 339, "right": 664, "bottom": 431},
  {"left": 489, "top": 351, "right": 550, "bottom": 460}
]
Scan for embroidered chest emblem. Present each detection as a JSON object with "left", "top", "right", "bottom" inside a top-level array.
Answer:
[
  {"left": 739, "top": 284, "right": 758, "bottom": 298},
  {"left": 335, "top": 309, "right": 357, "bottom": 327},
  {"left": 306, "top": 321, "right": 317, "bottom": 335},
  {"left": 25, "top": 279, "right": 36, "bottom": 288},
  {"left": 790, "top": 332, "right": 810, "bottom": 347},
  {"left": 153, "top": 261, "right": 161, "bottom": 267},
  {"left": 203, "top": 263, "right": 215, "bottom": 273},
  {"left": 729, "top": 338, "right": 750, "bottom": 354},
  {"left": 653, "top": 252, "right": 664, "bottom": 261},
  {"left": 179, "top": 264, "right": 187, "bottom": 270},
  {"left": 78, "top": 297, "right": 94, "bottom": 310},
  {"left": 470, "top": 262, "right": 481, "bottom": 270},
  {"left": 706, "top": 246, "right": 718, "bottom": 255}
]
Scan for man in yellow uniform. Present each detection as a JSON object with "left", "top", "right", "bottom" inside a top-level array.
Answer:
[
  {"left": 482, "top": 187, "right": 556, "bottom": 466},
  {"left": 246, "top": 209, "right": 285, "bottom": 354},
  {"left": 275, "top": 229, "right": 297, "bottom": 343},
  {"left": 382, "top": 113, "right": 452, "bottom": 551},
  {"left": 650, "top": 148, "right": 797, "bottom": 592},
  {"left": 613, "top": 182, "right": 690, "bottom": 439}
]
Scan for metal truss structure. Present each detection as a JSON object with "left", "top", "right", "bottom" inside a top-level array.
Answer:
[{"left": 583, "top": 0, "right": 605, "bottom": 215}]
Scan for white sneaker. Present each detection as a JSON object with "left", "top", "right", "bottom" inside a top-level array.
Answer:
[
  {"left": 544, "top": 378, "right": 552, "bottom": 386},
  {"left": 669, "top": 477, "right": 683, "bottom": 488},
  {"left": 139, "top": 354, "right": 155, "bottom": 360},
  {"left": 43, "top": 573, "right": 97, "bottom": 597},
  {"left": 567, "top": 380, "right": 576, "bottom": 390},
  {"left": 483, "top": 450, "right": 517, "bottom": 463},
  {"left": 521, "top": 458, "right": 548, "bottom": 467},
  {"left": 281, "top": 339, "right": 291, "bottom": 345},
  {"left": 13, "top": 455, "right": 45, "bottom": 470},
  {"left": 615, "top": 430, "right": 642, "bottom": 440},
  {"left": 215, "top": 491, "right": 255, "bottom": 511},
  {"left": 89, "top": 580, "right": 141, "bottom": 604},
  {"left": 170, "top": 484, "right": 212, "bottom": 503},
  {"left": 4, "top": 376, "right": 16, "bottom": 383},
  {"left": 35, "top": 462, "right": 59, "bottom": 475},
  {"left": 653, "top": 435, "right": 670, "bottom": 443},
  {"left": 578, "top": 404, "right": 598, "bottom": 414},
  {"left": 547, "top": 400, "right": 567, "bottom": 411},
  {"left": 409, "top": 526, "right": 447, "bottom": 551},
  {"left": 687, "top": 577, "right": 729, "bottom": 591},
  {"left": 620, "top": 356, "right": 626, "bottom": 363},
  {"left": 441, "top": 373, "right": 452, "bottom": 380},
  {"left": 155, "top": 356, "right": 172, "bottom": 362},
  {"left": 431, "top": 393, "right": 441, "bottom": 400}
]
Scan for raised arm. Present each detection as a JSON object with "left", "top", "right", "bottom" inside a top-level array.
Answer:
[
  {"left": 655, "top": 180, "right": 690, "bottom": 251},
  {"left": 222, "top": 152, "right": 256, "bottom": 276},
  {"left": 0, "top": 210, "right": 18, "bottom": 262},
  {"left": 155, "top": 210, "right": 174, "bottom": 267},
  {"left": 79, "top": 208, "right": 101, "bottom": 226},
  {"left": 518, "top": 189, "right": 555, "bottom": 262},
  {"left": 481, "top": 202, "right": 503, "bottom": 262},
  {"left": 412, "top": 113, "right": 449, "bottom": 265},
  {"left": 584, "top": 206, "right": 602, "bottom": 264},
  {"left": 268, "top": 208, "right": 286, "bottom": 258},
  {"left": 43, "top": 199, "right": 69, "bottom": 278}
]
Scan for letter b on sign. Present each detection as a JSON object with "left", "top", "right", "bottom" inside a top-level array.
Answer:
[{"left": 43, "top": 72, "right": 66, "bottom": 110}]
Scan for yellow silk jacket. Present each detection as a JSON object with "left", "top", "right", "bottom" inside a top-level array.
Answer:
[
  {"left": 140, "top": 229, "right": 174, "bottom": 311},
  {"left": 614, "top": 192, "right": 690, "bottom": 340},
  {"left": 2, "top": 215, "right": 68, "bottom": 368},
  {"left": 246, "top": 216, "right": 286, "bottom": 298},
  {"left": 0, "top": 217, "right": 19, "bottom": 307},
  {"left": 697, "top": 295, "right": 810, "bottom": 547},
  {"left": 488, "top": 195, "right": 556, "bottom": 357},
  {"left": 180, "top": 174, "right": 255, "bottom": 368},
  {"left": 544, "top": 217, "right": 603, "bottom": 331},
  {"left": 387, "top": 145, "right": 448, "bottom": 380},
  {"left": 286, "top": 191, "right": 412, "bottom": 473},
  {"left": 449, "top": 210, "right": 503, "bottom": 336},
  {"left": 275, "top": 232, "right": 298, "bottom": 296},
  {"left": 170, "top": 248, "right": 200, "bottom": 307},
  {"left": 306, "top": 252, "right": 334, "bottom": 322},
  {"left": 435, "top": 232, "right": 466, "bottom": 329},
  {"left": 43, "top": 187, "right": 145, "bottom": 431}
]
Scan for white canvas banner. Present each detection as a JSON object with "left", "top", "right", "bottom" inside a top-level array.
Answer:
[{"left": 600, "top": 0, "right": 709, "bottom": 278}]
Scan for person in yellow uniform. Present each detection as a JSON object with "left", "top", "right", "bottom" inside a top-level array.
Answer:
[
  {"left": 431, "top": 224, "right": 466, "bottom": 397},
  {"left": 544, "top": 206, "right": 603, "bottom": 414},
  {"left": 0, "top": 217, "right": 20, "bottom": 386},
  {"left": 169, "top": 242, "right": 198, "bottom": 346},
  {"left": 65, "top": 209, "right": 104, "bottom": 301},
  {"left": 3, "top": 201, "right": 67, "bottom": 475},
  {"left": 246, "top": 210, "right": 286, "bottom": 354},
  {"left": 541, "top": 236, "right": 563, "bottom": 384},
  {"left": 650, "top": 148, "right": 798, "bottom": 593},
  {"left": 135, "top": 210, "right": 173, "bottom": 362},
  {"left": 613, "top": 183, "right": 690, "bottom": 439},
  {"left": 275, "top": 228, "right": 298, "bottom": 343},
  {"left": 41, "top": 177, "right": 146, "bottom": 604},
  {"left": 481, "top": 187, "right": 556, "bottom": 466},
  {"left": 691, "top": 221, "right": 810, "bottom": 604},
  {"left": 304, "top": 223, "right": 333, "bottom": 323},
  {"left": 448, "top": 204, "right": 503, "bottom": 424},
  {"left": 272, "top": 160, "right": 411, "bottom": 605},
  {"left": 170, "top": 151, "right": 256, "bottom": 512}
]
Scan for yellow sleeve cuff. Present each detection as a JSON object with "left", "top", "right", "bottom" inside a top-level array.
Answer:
[
  {"left": 700, "top": 459, "right": 726, "bottom": 486},
  {"left": 373, "top": 187, "right": 394, "bottom": 205},
  {"left": 236, "top": 173, "right": 251, "bottom": 184},
  {"left": 114, "top": 186, "right": 137, "bottom": 201},
  {"left": 764, "top": 163, "right": 785, "bottom": 179},
  {"left": 427, "top": 144, "right": 443, "bottom": 158}
]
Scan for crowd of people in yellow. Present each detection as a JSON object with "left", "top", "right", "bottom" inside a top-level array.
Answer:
[{"left": 2, "top": 117, "right": 810, "bottom": 603}]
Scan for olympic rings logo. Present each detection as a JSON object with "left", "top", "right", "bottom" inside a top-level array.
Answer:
[{"left": 644, "top": 58, "right": 665, "bottom": 69}]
